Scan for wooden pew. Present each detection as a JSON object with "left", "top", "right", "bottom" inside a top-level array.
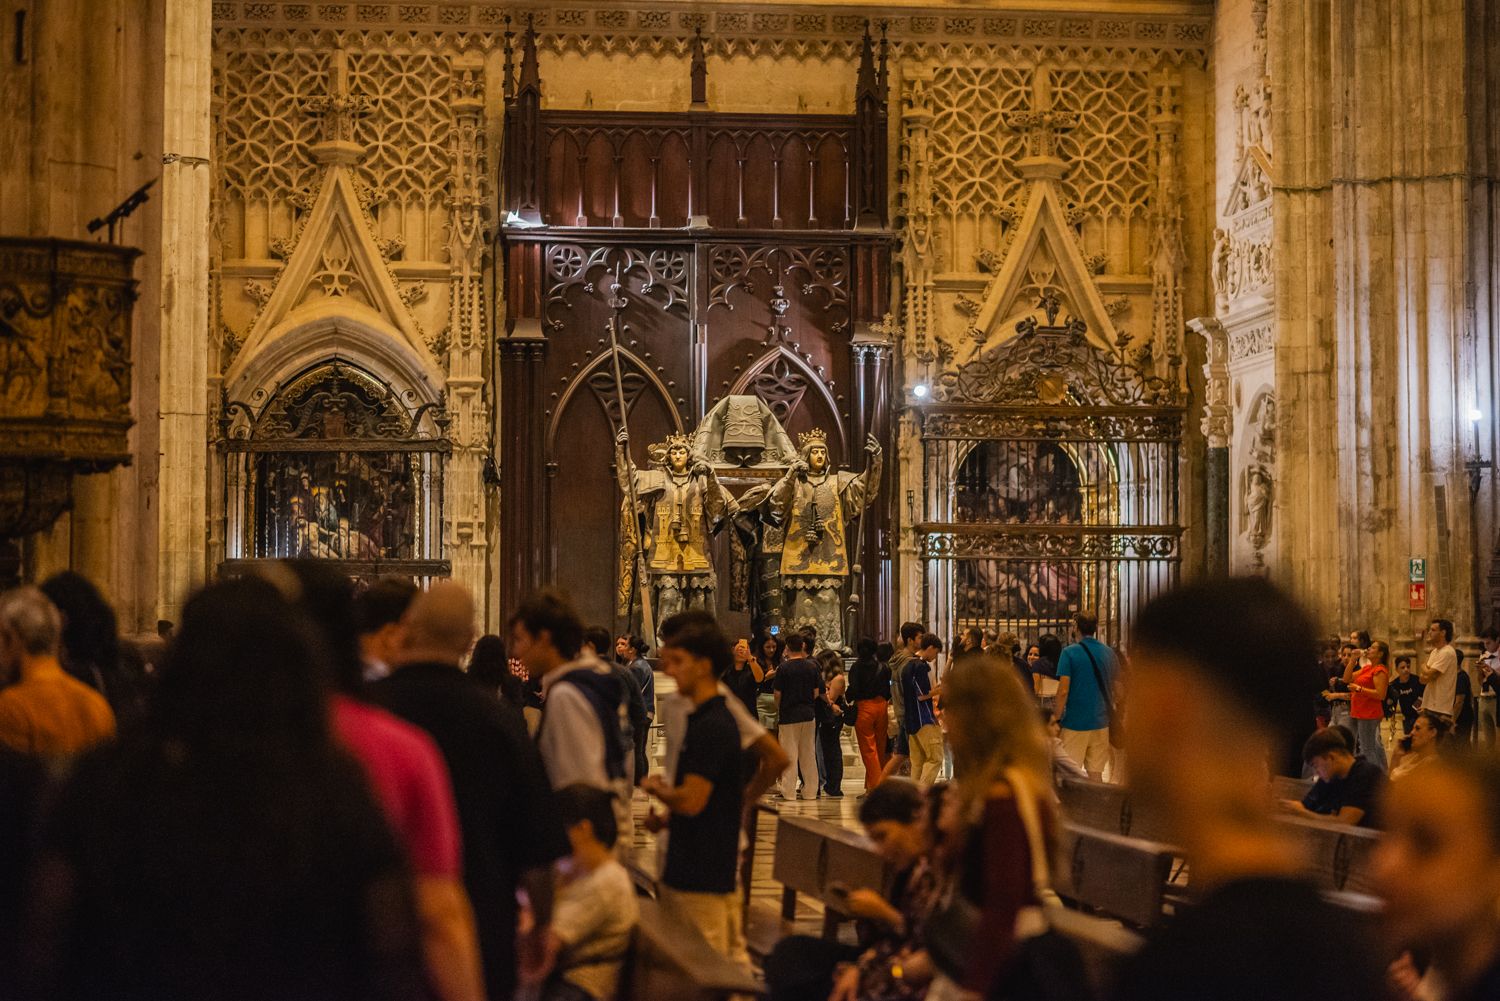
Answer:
[
  {"left": 624, "top": 896, "right": 764, "bottom": 1001},
  {"left": 1276, "top": 814, "right": 1381, "bottom": 895},
  {"left": 1057, "top": 777, "right": 1131, "bottom": 835},
  {"left": 1047, "top": 907, "right": 1146, "bottom": 997},
  {"left": 1056, "top": 777, "right": 1176, "bottom": 845},
  {"left": 1272, "top": 775, "right": 1315, "bottom": 803},
  {"left": 771, "top": 813, "right": 891, "bottom": 938},
  {"left": 1054, "top": 823, "right": 1176, "bottom": 928}
]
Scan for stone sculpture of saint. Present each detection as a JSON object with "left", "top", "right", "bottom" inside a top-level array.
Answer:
[
  {"left": 615, "top": 427, "right": 734, "bottom": 625},
  {"left": 768, "top": 429, "right": 882, "bottom": 649}
]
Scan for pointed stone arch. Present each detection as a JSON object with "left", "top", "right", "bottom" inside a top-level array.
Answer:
[
  {"left": 224, "top": 163, "right": 443, "bottom": 397},
  {"left": 963, "top": 180, "right": 1118, "bottom": 362},
  {"left": 546, "top": 347, "right": 683, "bottom": 456}
]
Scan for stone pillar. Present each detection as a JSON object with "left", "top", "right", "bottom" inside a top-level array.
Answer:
[
  {"left": 445, "top": 61, "right": 493, "bottom": 626},
  {"left": 852, "top": 334, "right": 893, "bottom": 642},
  {"left": 1190, "top": 316, "right": 1230, "bottom": 576},
  {"left": 155, "top": 0, "right": 212, "bottom": 624},
  {"left": 1270, "top": 0, "right": 1493, "bottom": 635}
]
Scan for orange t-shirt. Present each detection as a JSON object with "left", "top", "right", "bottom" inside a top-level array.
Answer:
[{"left": 0, "top": 660, "right": 115, "bottom": 756}]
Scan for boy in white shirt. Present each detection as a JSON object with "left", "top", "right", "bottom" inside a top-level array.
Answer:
[{"left": 533, "top": 784, "right": 639, "bottom": 1001}]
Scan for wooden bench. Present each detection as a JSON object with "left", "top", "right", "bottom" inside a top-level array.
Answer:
[
  {"left": 624, "top": 896, "right": 764, "bottom": 1001},
  {"left": 1276, "top": 814, "right": 1381, "bottom": 895},
  {"left": 1054, "top": 823, "right": 1176, "bottom": 928},
  {"left": 1056, "top": 777, "right": 1176, "bottom": 845},
  {"left": 1271, "top": 775, "right": 1315, "bottom": 803},
  {"left": 1047, "top": 906, "right": 1146, "bottom": 996},
  {"left": 771, "top": 813, "right": 891, "bottom": 938}
]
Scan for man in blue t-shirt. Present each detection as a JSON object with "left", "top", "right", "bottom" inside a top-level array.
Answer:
[{"left": 1055, "top": 612, "right": 1118, "bottom": 780}]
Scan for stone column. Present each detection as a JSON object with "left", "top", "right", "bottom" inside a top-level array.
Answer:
[
  {"left": 154, "top": 0, "right": 212, "bottom": 624},
  {"left": 444, "top": 61, "right": 493, "bottom": 626},
  {"left": 1190, "top": 316, "right": 1230, "bottom": 576},
  {"left": 1271, "top": 0, "right": 1492, "bottom": 635}
]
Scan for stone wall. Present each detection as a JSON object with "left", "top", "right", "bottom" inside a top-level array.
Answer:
[
  {"left": 0, "top": 0, "right": 167, "bottom": 631},
  {"left": 1269, "top": 0, "right": 1500, "bottom": 639}
]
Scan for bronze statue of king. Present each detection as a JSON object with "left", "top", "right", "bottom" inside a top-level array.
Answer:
[
  {"left": 768, "top": 429, "right": 882, "bottom": 649},
  {"left": 615, "top": 427, "right": 734, "bottom": 627}
]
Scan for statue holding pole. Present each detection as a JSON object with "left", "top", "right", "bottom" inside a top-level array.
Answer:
[
  {"left": 615, "top": 428, "right": 734, "bottom": 628},
  {"left": 768, "top": 429, "right": 882, "bottom": 649}
]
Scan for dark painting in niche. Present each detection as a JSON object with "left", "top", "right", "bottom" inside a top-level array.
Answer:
[{"left": 251, "top": 451, "right": 418, "bottom": 561}]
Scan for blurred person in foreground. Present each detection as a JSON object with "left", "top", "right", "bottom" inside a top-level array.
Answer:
[
  {"left": 527, "top": 784, "right": 639, "bottom": 1001},
  {"left": 375, "top": 582, "right": 569, "bottom": 1001},
  {"left": 1109, "top": 577, "right": 1389, "bottom": 1001},
  {"left": 20, "top": 578, "right": 429, "bottom": 1001},
  {"left": 285, "top": 562, "right": 483, "bottom": 1001},
  {"left": 0, "top": 586, "right": 115, "bottom": 759},
  {"left": 1377, "top": 752, "right": 1500, "bottom": 1001},
  {"left": 40, "top": 571, "right": 149, "bottom": 728},
  {"left": 926, "top": 652, "right": 1058, "bottom": 1001}
]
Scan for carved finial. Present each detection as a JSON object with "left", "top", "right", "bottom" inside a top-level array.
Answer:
[
  {"left": 876, "top": 20, "right": 889, "bottom": 96},
  {"left": 1004, "top": 65, "right": 1076, "bottom": 168},
  {"left": 518, "top": 15, "right": 540, "bottom": 95},
  {"left": 502, "top": 15, "right": 515, "bottom": 101},
  {"left": 304, "top": 48, "right": 369, "bottom": 160},
  {"left": 856, "top": 20, "right": 877, "bottom": 100},
  {"left": 690, "top": 27, "right": 708, "bottom": 108}
]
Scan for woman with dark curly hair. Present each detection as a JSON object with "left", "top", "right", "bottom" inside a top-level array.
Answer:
[
  {"left": 39, "top": 571, "right": 148, "bottom": 727},
  {"left": 20, "top": 578, "right": 431, "bottom": 1001}
]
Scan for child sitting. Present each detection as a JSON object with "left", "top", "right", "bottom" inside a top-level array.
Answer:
[{"left": 536, "top": 784, "right": 640, "bottom": 1001}]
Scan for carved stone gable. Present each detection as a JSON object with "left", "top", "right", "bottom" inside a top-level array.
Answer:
[
  {"left": 961, "top": 178, "right": 1120, "bottom": 364},
  {"left": 225, "top": 163, "right": 440, "bottom": 388}
]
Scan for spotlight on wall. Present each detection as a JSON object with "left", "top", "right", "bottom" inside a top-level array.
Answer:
[
  {"left": 1468, "top": 406, "right": 1483, "bottom": 423},
  {"left": 912, "top": 383, "right": 930, "bottom": 399}
]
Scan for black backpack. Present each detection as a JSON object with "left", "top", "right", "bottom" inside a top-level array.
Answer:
[{"left": 551, "top": 668, "right": 629, "bottom": 781}]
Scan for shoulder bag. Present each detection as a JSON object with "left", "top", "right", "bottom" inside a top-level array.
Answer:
[
  {"left": 1078, "top": 643, "right": 1125, "bottom": 750},
  {"left": 993, "top": 769, "right": 1094, "bottom": 1001}
]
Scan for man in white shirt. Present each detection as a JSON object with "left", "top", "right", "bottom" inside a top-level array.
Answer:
[
  {"left": 511, "top": 591, "right": 632, "bottom": 842},
  {"left": 1417, "top": 618, "right": 1459, "bottom": 721},
  {"left": 535, "top": 784, "right": 639, "bottom": 1001}
]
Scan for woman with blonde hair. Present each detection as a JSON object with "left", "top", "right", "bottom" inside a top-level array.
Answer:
[{"left": 920, "top": 652, "right": 1059, "bottom": 1001}]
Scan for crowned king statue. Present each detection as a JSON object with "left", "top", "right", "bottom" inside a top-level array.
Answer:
[
  {"left": 768, "top": 429, "right": 882, "bottom": 648},
  {"left": 615, "top": 427, "right": 735, "bottom": 627}
]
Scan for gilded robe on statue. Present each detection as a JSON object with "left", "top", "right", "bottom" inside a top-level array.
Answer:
[
  {"left": 616, "top": 431, "right": 734, "bottom": 627},
  {"left": 768, "top": 430, "right": 882, "bottom": 649}
]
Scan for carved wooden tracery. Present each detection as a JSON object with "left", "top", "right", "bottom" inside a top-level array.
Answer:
[{"left": 499, "top": 23, "right": 894, "bottom": 635}]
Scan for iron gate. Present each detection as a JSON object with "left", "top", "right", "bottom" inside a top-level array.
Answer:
[{"left": 917, "top": 307, "right": 1183, "bottom": 649}]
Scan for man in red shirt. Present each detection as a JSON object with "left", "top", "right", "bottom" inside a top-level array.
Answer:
[{"left": 286, "top": 562, "right": 483, "bottom": 1001}]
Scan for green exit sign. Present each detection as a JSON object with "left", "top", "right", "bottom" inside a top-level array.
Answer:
[{"left": 1409, "top": 558, "right": 1426, "bottom": 582}]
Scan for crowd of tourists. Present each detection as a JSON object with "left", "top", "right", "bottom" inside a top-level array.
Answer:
[{"left": 1, "top": 567, "right": 1499, "bottom": 1001}]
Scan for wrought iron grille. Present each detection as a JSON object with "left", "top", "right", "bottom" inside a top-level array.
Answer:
[
  {"left": 917, "top": 306, "right": 1183, "bottom": 649},
  {"left": 216, "top": 361, "right": 451, "bottom": 582}
]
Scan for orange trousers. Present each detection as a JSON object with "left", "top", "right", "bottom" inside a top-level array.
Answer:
[{"left": 854, "top": 698, "right": 890, "bottom": 790}]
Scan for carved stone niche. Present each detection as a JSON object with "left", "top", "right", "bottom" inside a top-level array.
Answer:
[{"left": 0, "top": 238, "right": 140, "bottom": 535}]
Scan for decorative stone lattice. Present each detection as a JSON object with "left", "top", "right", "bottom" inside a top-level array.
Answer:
[
  {"left": 216, "top": 47, "right": 453, "bottom": 213},
  {"left": 925, "top": 65, "right": 1151, "bottom": 222}
]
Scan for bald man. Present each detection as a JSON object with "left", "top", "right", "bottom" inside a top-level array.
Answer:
[{"left": 371, "top": 582, "right": 569, "bottom": 1001}]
